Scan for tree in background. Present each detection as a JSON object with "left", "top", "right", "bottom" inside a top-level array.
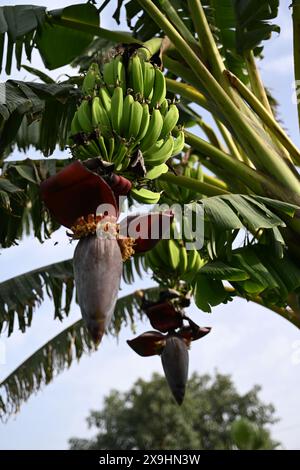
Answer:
[{"left": 69, "top": 372, "right": 279, "bottom": 450}]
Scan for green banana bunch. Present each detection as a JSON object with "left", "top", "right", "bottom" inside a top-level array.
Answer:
[
  {"left": 69, "top": 53, "right": 184, "bottom": 177},
  {"left": 146, "top": 238, "right": 204, "bottom": 281}
]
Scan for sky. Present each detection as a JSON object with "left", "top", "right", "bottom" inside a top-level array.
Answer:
[{"left": 1, "top": 0, "right": 300, "bottom": 450}]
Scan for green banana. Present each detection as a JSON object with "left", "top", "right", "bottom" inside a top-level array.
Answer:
[
  {"left": 167, "top": 239, "right": 180, "bottom": 270},
  {"left": 73, "top": 144, "right": 91, "bottom": 160},
  {"left": 129, "top": 54, "right": 144, "bottom": 97},
  {"left": 146, "top": 248, "right": 164, "bottom": 272},
  {"left": 97, "top": 135, "right": 108, "bottom": 160},
  {"left": 108, "top": 137, "right": 115, "bottom": 162},
  {"left": 136, "top": 103, "right": 150, "bottom": 141},
  {"left": 178, "top": 245, "right": 188, "bottom": 274},
  {"left": 159, "top": 98, "right": 169, "bottom": 116},
  {"left": 150, "top": 66, "right": 166, "bottom": 108},
  {"left": 113, "top": 55, "right": 126, "bottom": 94},
  {"left": 121, "top": 93, "right": 134, "bottom": 138},
  {"left": 145, "top": 163, "right": 168, "bottom": 180},
  {"left": 111, "top": 86, "right": 123, "bottom": 135},
  {"left": 82, "top": 63, "right": 100, "bottom": 96},
  {"left": 172, "top": 130, "right": 185, "bottom": 155},
  {"left": 128, "top": 99, "right": 143, "bottom": 139},
  {"left": 140, "top": 108, "right": 164, "bottom": 152},
  {"left": 77, "top": 100, "right": 93, "bottom": 133},
  {"left": 155, "top": 240, "right": 172, "bottom": 267},
  {"left": 99, "top": 87, "right": 112, "bottom": 115},
  {"left": 160, "top": 104, "right": 179, "bottom": 139},
  {"left": 92, "top": 96, "right": 112, "bottom": 136},
  {"left": 143, "top": 61, "right": 155, "bottom": 99},
  {"left": 144, "top": 134, "right": 174, "bottom": 165},
  {"left": 103, "top": 60, "right": 115, "bottom": 94},
  {"left": 70, "top": 111, "right": 81, "bottom": 136},
  {"left": 113, "top": 141, "right": 128, "bottom": 170},
  {"left": 130, "top": 187, "right": 161, "bottom": 204}
]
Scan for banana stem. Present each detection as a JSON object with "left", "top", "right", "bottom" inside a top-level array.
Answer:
[
  {"left": 137, "top": 0, "right": 300, "bottom": 195},
  {"left": 224, "top": 69, "right": 300, "bottom": 165},
  {"left": 165, "top": 77, "right": 209, "bottom": 111},
  {"left": 49, "top": 17, "right": 141, "bottom": 45},
  {"left": 164, "top": 56, "right": 203, "bottom": 91},
  {"left": 184, "top": 130, "right": 264, "bottom": 193},
  {"left": 202, "top": 174, "right": 229, "bottom": 191},
  {"left": 159, "top": 172, "right": 229, "bottom": 196},
  {"left": 215, "top": 120, "right": 244, "bottom": 162},
  {"left": 186, "top": 0, "right": 224, "bottom": 81},
  {"left": 158, "top": 0, "right": 201, "bottom": 51},
  {"left": 225, "top": 287, "right": 300, "bottom": 329},
  {"left": 244, "top": 50, "right": 273, "bottom": 115}
]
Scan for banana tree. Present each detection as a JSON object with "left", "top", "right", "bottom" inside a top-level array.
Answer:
[{"left": 1, "top": 0, "right": 300, "bottom": 415}]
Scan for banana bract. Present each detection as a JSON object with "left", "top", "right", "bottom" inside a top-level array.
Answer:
[
  {"left": 73, "top": 236, "right": 123, "bottom": 345},
  {"left": 40, "top": 160, "right": 173, "bottom": 345}
]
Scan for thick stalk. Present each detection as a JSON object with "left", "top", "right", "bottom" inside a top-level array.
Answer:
[
  {"left": 202, "top": 174, "right": 228, "bottom": 191},
  {"left": 225, "top": 69, "right": 300, "bottom": 165},
  {"left": 186, "top": 0, "right": 224, "bottom": 81},
  {"left": 163, "top": 56, "right": 203, "bottom": 91},
  {"left": 159, "top": 172, "right": 229, "bottom": 196},
  {"left": 244, "top": 50, "right": 273, "bottom": 115},
  {"left": 184, "top": 131, "right": 264, "bottom": 193},
  {"left": 215, "top": 120, "right": 244, "bottom": 162},
  {"left": 137, "top": 0, "right": 300, "bottom": 195},
  {"left": 158, "top": 0, "right": 200, "bottom": 51},
  {"left": 166, "top": 78, "right": 209, "bottom": 111}
]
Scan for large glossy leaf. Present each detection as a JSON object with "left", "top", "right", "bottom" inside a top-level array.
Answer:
[
  {"left": 35, "top": 3, "right": 99, "bottom": 69},
  {"left": 0, "top": 286, "right": 160, "bottom": 418}
]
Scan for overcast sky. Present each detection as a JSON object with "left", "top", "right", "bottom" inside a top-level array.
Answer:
[{"left": 0, "top": 0, "right": 300, "bottom": 450}]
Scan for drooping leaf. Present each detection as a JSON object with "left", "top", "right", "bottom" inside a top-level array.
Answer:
[
  {"left": 0, "top": 286, "right": 161, "bottom": 418},
  {"left": 233, "top": 0, "right": 280, "bottom": 55},
  {"left": 0, "top": 259, "right": 74, "bottom": 336}
]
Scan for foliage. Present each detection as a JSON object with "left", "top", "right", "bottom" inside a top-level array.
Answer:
[{"left": 69, "top": 372, "right": 279, "bottom": 450}]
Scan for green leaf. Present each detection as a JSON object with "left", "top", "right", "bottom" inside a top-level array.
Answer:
[
  {"left": 203, "top": 197, "right": 243, "bottom": 230},
  {"left": 35, "top": 3, "right": 99, "bottom": 70},
  {"left": 200, "top": 261, "right": 249, "bottom": 281},
  {"left": 233, "top": 0, "right": 280, "bottom": 54},
  {"left": 194, "top": 274, "right": 229, "bottom": 313},
  {"left": 0, "top": 259, "right": 75, "bottom": 336}
]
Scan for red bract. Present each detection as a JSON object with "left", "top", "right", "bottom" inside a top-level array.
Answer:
[
  {"left": 177, "top": 326, "right": 211, "bottom": 345},
  {"left": 144, "top": 301, "right": 183, "bottom": 333},
  {"left": 127, "top": 331, "right": 166, "bottom": 357},
  {"left": 119, "top": 211, "right": 174, "bottom": 253},
  {"left": 40, "top": 161, "right": 118, "bottom": 227},
  {"left": 110, "top": 174, "right": 132, "bottom": 196}
]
